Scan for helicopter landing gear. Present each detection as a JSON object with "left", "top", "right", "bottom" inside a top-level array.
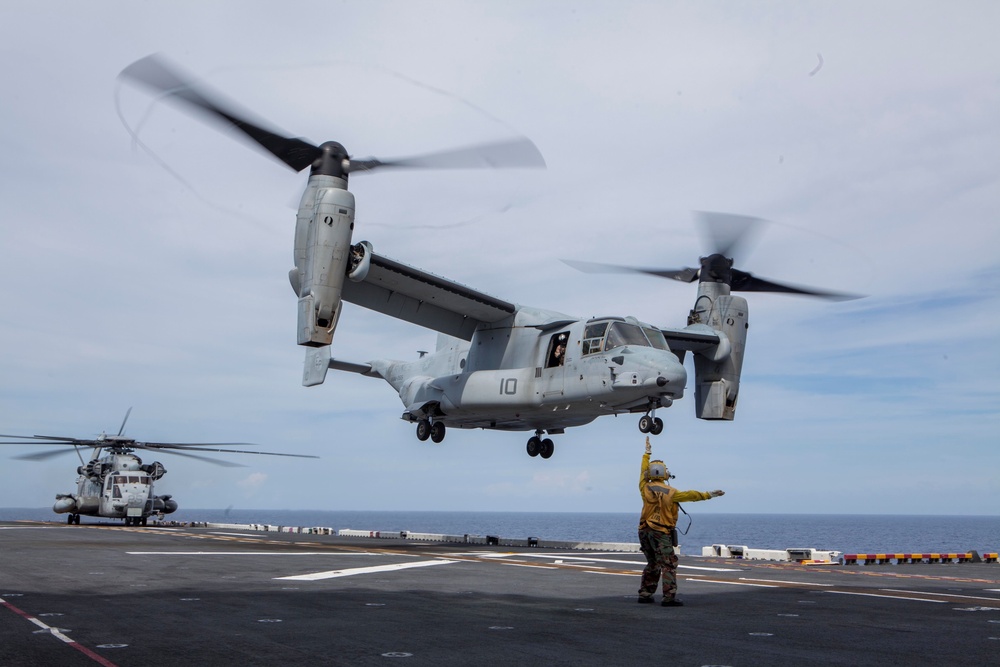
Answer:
[
  {"left": 430, "top": 421, "right": 446, "bottom": 443},
  {"left": 67, "top": 514, "right": 80, "bottom": 525},
  {"left": 526, "top": 433, "right": 554, "bottom": 459},
  {"left": 638, "top": 414, "right": 664, "bottom": 435},
  {"left": 416, "top": 419, "right": 446, "bottom": 443}
]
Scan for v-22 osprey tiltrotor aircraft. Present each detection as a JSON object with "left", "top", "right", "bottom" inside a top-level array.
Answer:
[
  {"left": 1, "top": 409, "right": 318, "bottom": 525},
  {"left": 118, "top": 55, "right": 854, "bottom": 460}
]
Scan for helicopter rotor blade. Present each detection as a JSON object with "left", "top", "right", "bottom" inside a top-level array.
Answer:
[
  {"left": 117, "top": 407, "right": 133, "bottom": 437},
  {"left": 561, "top": 259, "right": 700, "bottom": 284},
  {"left": 695, "top": 211, "right": 765, "bottom": 261},
  {"left": 118, "top": 54, "right": 322, "bottom": 172},
  {"left": 564, "top": 211, "right": 861, "bottom": 300},
  {"left": 347, "top": 137, "right": 546, "bottom": 173},
  {"left": 0, "top": 435, "right": 100, "bottom": 446},
  {"left": 146, "top": 448, "right": 248, "bottom": 468},
  {"left": 730, "top": 270, "right": 861, "bottom": 300},
  {"left": 134, "top": 442, "right": 319, "bottom": 459},
  {"left": 10, "top": 447, "right": 86, "bottom": 462}
]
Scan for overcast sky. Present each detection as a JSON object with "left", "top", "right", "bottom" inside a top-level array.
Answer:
[{"left": 1, "top": 1, "right": 998, "bottom": 517}]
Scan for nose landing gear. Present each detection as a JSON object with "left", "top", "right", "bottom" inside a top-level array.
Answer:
[{"left": 638, "top": 413, "right": 664, "bottom": 435}]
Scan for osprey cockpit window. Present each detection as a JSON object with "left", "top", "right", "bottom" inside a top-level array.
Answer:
[
  {"left": 582, "top": 321, "right": 609, "bottom": 355},
  {"left": 642, "top": 326, "right": 670, "bottom": 351},
  {"left": 604, "top": 321, "right": 650, "bottom": 350}
]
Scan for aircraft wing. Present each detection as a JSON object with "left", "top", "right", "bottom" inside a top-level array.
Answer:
[
  {"left": 341, "top": 250, "right": 516, "bottom": 340},
  {"left": 658, "top": 325, "right": 721, "bottom": 352}
]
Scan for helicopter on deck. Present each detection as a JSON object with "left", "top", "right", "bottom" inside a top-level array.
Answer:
[
  {"left": 1, "top": 409, "right": 317, "bottom": 525},
  {"left": 118, "top": 55, "right": 857, "bottom": 460}
]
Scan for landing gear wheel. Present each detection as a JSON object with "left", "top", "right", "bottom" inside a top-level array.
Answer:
[
  {"left": 638, "top": 415, "right": 652, "bottom": 433},
  {"left": 540, "top": 438, "right": 555, "bottom": 459},
  {"left": 650, "top": 417, "right": 664, "bottom": 435},
  {"left": 67, "top": 514, "right": 74, "bottom": 525},
  {"left": 526, "top": 436, "right": 541, "bottom": 457},
  {"left": 416, "top": 420, "right": 431, "bottom": 441},
  {"left": 141, "top": 517, "right": 148, "bottom": 527},
  {"left": 73, "top": 514, "right": 80, "bottom": 525},
  {"left": 430, "top": 421, "right": 446, "bottom": 443},
  {"left": 124, "top": 518, "right": 131, "bottom": 527}
]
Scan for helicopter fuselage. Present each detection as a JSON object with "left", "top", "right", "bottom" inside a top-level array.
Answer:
[
  {"left": 55, "top": 451, "right": 177, "bottom": 525},
  {"left": 368, "top": 308, "right": 687, "bottom": 434}
]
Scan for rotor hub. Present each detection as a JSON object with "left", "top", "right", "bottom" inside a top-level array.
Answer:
[
  {"left": 311, "top": 141, "right": 351, "bottom": 179},
  {"left": 700, "top": 254, "right": 734, "bottom": 284}
]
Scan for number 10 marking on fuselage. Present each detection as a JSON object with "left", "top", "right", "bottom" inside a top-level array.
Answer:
[{"left": 500, "top": 378, "right": 517, "bottom": 395}]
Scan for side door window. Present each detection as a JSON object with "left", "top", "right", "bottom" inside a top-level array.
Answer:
[{"left": 545, "top": 332, "right": 570, "bottom": 368}]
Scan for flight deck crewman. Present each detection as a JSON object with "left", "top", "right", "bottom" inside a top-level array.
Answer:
[{"left": 637, "top": 436, "right": 724, "bottom": 606}]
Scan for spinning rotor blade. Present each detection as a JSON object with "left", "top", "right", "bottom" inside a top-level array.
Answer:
[
  {"left": 696, "top": 211, "right": 764, "bottom": 262},
  {"left": 146, "top": 448, "right": 247, "bottom": 468},
  {"left": 119, "top": 54, "right": 545, "bottom": 177},
  {"left": 116, "top": 407, "right": 133, "bottom": 437},
  {"left": 564, "top": 211, "right": 861, "bottom": 300},
  {"left": 118, "top": 54, "right": 322, "bottom": 172},
  {"left": 136, "top": 442, "right": 319, "bottom": 459},
  {"left": 0, "top": 435, "right": 100, "bottom": 446},
  {"left": 730, "top": 270, "right": 859, "bottom": 300},
  {"left": 10, "top": 447, "right": 86, "bottom": 462},
  {"left": 560, "top": 259, "right": 699, "bottom": 284},
  {"left": 347, "top": 137, "right": 546, "bottom": 173}
]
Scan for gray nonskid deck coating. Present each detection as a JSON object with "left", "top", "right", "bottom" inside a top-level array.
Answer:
[{"left": 1, "top": 521, "right": 998, "bottom": 666}]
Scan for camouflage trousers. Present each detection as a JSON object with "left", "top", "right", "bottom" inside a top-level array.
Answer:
[{"left": 638, "top": 528, "right": 678, "bottom": 600}]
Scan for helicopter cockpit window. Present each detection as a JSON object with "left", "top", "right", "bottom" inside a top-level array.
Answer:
[
  {"left": 582, "top": 322, "right": 609, "bottom": 356},
  {"left": 546, "top": 332, "right": 569, "bottom": 368},
  {"left": 604, "top": 322, "right": 650, "bottom": 350},
  {"left": 642, "top": 327, "right": 670, "bottom": 351}
]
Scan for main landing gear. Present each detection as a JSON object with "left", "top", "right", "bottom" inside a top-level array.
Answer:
[
  {"left": 526, "top": 431, "right": 554, "bottom": 459},
  {"left": 67, "top": 514, "right": 80, "bottom": 525},
  {"left": 415, "top": 419, "right": 446, "bottom": 443}
]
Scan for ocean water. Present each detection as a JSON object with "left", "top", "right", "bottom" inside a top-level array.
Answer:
[{"left": 3, "top": 508, "right": 997, "bottom": 556}]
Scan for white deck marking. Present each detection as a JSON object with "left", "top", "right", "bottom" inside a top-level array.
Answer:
[
  {"left": 741, "top": 578, "right": 834, "bottom": 587},
  {"left": 509, "top": 553, "right": 741, "bottom": 571},
  {"left": 275, "top": 558, "right": 458, "bottom": 581},
  {"left": 825, "top": 591, "right": 944, "bottom": 603},
  {"left": 128, "top": 551, "right": 388, "bottom": 556},
  {"left": 880, "top": 589, "right": 1000, "bottom": 602},
  {"left": 689, "top": 579, "right": 778, "bottom": 588}
]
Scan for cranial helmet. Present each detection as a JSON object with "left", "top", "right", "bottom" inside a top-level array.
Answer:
[{"left": 647, "top": 460, "right": 669, "bottom": 481}]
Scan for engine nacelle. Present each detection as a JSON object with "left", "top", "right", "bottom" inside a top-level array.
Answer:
[
  {"left": 290, "top": 175, "right": 356, "bottom": 347},
  {"left": 140, "top": 461, "right": 167, "bottom": 480},
  {"left": 693, "top": 295, "right": 749, "bottom": 420},
  {"left": 53, "top": 494, "right": 77, "bottom": 514},
  {"left": 152, "top": 495, "right": 178, "bottom": 514}
]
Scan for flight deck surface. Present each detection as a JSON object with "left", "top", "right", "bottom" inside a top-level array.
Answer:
[{"left": 1, "top": 520, "right": 998, "bottom": 666}]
